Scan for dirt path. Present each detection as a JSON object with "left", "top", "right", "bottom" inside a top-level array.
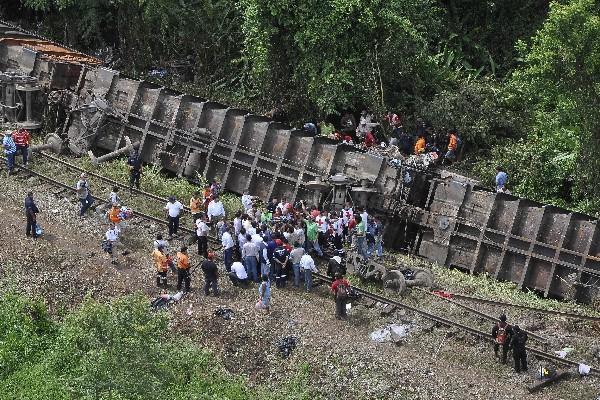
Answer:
[{"left": 0, "top": 171, "right": 597, "bottom": 400}]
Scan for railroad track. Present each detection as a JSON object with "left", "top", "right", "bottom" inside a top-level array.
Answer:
[
  {"left": 3, "top": 155, "right": 598, "bottom": 377},
  {"left": 313, "top": 272, "right": 599, "bottom": 376},
  {"left": 430, "top": 290, "right": 600, "bottom": 322}
]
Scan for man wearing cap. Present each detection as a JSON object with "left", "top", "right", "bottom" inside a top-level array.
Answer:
[
  {"left": 2, "top": 130, "right": 17, "bottom": 176},
  {"left": 76, "top": 173, "right": 94, "bottom": 217},
  {"left": 152, "top": 244, "right": 168, "bottom": 288},
  {"left": 164, "top": 195, "right": 184, "bottom": 240},
  {"left": 221, "top": 225, "right": 234, "bottom": 272},
  {"left": 12, "top": 127, "right": 30, "bottom": 167}
]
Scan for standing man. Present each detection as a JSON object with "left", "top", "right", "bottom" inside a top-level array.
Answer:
[
  {"left": 164, "top": 195, "right": 184, "bottom": 240},
  {"left": 153, "top": 244, "right": 168, "bottom": 288},
  {"left": 12, "top": 127, "right": 30, "bottom": 167},
  {"left": 300, "top": 252, "right": 318, "bottom": 292},
  {"left": 509, "top": 325, "right": 528, "bottom": 373},
  {"left": 201, "top": 252, "right": 219, "bottom": 296},
  {"left": 3, "top": 130, "right": 17, "bottom": 176},
  {"left": 354, "top": 215, "right": 368, "bottom": 259},
  {"left": 273, "top": 239, "right": 289, "bottom": 288},
  {"left": 495, "top": 166, "right": 509, "bottom": 193},
  {"left": 207, "top": 195, "right": 226, "bottom": 237},
  {"left": 221, "top": 225, "right": 234, "bottom": 272},
  {"left": 241, "top": 191, "right": 254, "bottom": 213},
  {"left": 242, "top": 235, "right": 260, "bottom": 283},
  {"left": 305, "top": 217, "right": 322, "bottom": 256},
  {"left": 176, "top": 246, "right": 191, "bottom": 293},
  {"left": 127, "top": 150, "right": 143, "bottom": 191},
  {"left": 189, "top": 191, "right": 202, "bottom": 222},
  {"left": 25, "top": 191, "right": 40, "bottom": 238},
  {"left": 76, "top": 173, "right": 94, "bottom": 217},
  {"left": 195, "top": 215, "right": 209, "bottom": 258},
  {"left": 105, "top": 224, "right": 121, "bottom": 265},
  {"left": 491, "top": 314, "right": 513, "bottom": 364},
  {"left": 290, "top": 243, "right": 305, "bottom": 288},
  {"left": 331, "top": 273, "right": 351, "bottom": 320}
]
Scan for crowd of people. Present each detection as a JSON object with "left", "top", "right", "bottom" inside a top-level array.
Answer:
[
  {"left": 302, "top": 112, "right": 463, "bottom": 166},
  {"left": 146, "top": 185, "right": 381, "bottom": 319}
]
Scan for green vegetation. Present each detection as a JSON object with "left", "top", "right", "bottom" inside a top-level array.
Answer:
[
  {"left": 0, "top": 292, "right": 317, "bottom": 400},
  {"left": 5, "top": 0, "right": 600, "bottom": 214}
]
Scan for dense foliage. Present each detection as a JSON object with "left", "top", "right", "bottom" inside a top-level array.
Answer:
[
  {"left": 4, "top": 0, "right": 600, "bottom": 214},
  {"left": 0, "top": 293, "right": 314, "bottom": 399}
]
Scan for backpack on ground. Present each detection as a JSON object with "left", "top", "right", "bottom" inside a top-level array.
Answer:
[
  {"left": 336, "top": 282, "right": 348, "bottom": 300},
  {"left": 496, "top": 323, "right": 509, "bottom": 345}
]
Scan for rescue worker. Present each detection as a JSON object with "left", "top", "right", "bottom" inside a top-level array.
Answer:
[
  {"left": 153, "top": 244, "right": 168, "bottom": 288},
  {"left": 445, "top": 130, "right": 458, "bottom": 162},
  {"left": 491, "top": 314, "right": 513, "bottom": 364},
  {"left": 201, "top": 252, "right": 219, "bottom": 296},
  {"left": 414, "top": 134, "right": 426, "bottom": 154},
  {"left": 189, "top": 191, "right": 202, "bottom": 222},
  {"left": 509, "top": 325, "right": 528, "bottom": 373},
  {"left": 331, "top": 272, "right": 351, "bottom": 320},
  {"left": 176, "top": 246, "right": 191, "bottom": 292},
  {"left": 12, "top": 127, "right": 30, "bottom": 167},
  {"left": 25, "top": 191, "right": 40, "bottom": 238},
  {"left": 107, "top": 203, "right": 122, "bottom": 225},
  {"left": 272, "top": 239, "right": 289, "bottom": 288}
]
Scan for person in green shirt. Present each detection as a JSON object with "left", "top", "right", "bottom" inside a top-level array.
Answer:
[
  {"left": 304, "top": 217, "right": 323, "bottom": 257},
  {"left": 354, "top": 215, "right": 368, "bottom": 259},
  {"left": 318, "top": 120, "right": 335, "bottom": 139}
]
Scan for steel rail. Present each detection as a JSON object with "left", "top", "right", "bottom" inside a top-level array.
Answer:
[
  {"left": 432, "top": 290, "right": 600, "bottom": 322},
  {"left": 413, "top": 287, "right": 549, "bottom": 343},
  {"left": 313, "top": 272, "right": 599, "bottom": 376}
]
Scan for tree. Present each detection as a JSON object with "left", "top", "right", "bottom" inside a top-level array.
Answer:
[
  {"left": 238, "top": 0, "right": 442, "bottom": 119},
  {"left": 506, "top": 0, "right": 600, "bottom": 212}
]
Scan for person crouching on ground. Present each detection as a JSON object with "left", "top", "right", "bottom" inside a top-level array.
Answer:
[{"left": 229, "top": 260, "right": 248, "bottom": 287}]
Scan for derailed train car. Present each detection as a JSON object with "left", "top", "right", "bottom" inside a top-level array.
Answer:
[{"left": 0, "top": 20, "right": 598, "bottom": 302}]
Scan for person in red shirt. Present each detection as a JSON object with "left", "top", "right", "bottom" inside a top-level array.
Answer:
[
  {"left": 12, "top": 128, "right": 30, "bottom": 167},
  {"left": 364, "top": 131, "right": 375, "bottom": 148},
  {"left": 331, "top": 272, "right": 351, "bottom": 320}
]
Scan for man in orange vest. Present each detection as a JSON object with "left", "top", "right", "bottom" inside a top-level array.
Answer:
[
  {"left": 176, "top": 246, "right": 191, "bottom": 292},
  {"left": 414, "top": 134, "right": 426, "bottom": 155},
  {"left": 153, "top": 245, "right": 169, "bottom": 288},
  {"left": 190, "top": 191, "right": 202, "bottom": 222},
  {"left": 445, "top": 130, "right": 459, "bottom": 162},
  {"left": 107, "top": 203, "right": 122, "bottom": 225},
  {"left": 12, "top": 127, "right": 30, "bottom": 167}
]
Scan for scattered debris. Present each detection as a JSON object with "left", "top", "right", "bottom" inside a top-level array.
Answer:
[
  {"left": 554, "top": 347, "right": 574, "bottom": 358},
  {"left": 370, "top": 324, "right": 411, "bottom": 344},
  {"left": 527, "top": 370, "right": 572, "bottom": 393},
  {"left": 214, "top": 307, "right": 234, "bottom": 320},
  {"left": 277, "top": 336, "right": 298, "bottom": 358}
]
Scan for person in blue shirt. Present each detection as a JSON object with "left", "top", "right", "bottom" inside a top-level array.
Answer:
[
  {"left": 25, "top": 191, "right": 40, "bottom": 238},
  {"left": 3, "top": 131, "right": 17, "bottom": 176},
  {"left": 495, "top": 166, "right": 508, "bottom": 193}
]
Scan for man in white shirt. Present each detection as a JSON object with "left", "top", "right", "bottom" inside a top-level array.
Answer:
[
  {"left": 241, "top": 191, "right": 254, "bottom": 212},
  {"left": 300, "top": 253, "right": 319, "bottom": 292},
  {"left": 229, "top": 261, "right": 248, "bottom": 287},
  {"left": 207, "top": 195, "right": 226, "bottom": 236},
  {"left": 164, "top": 195, "right": 184, "bottom": 240},
  {"left": 242, "top": 236, "right": 260, "bottom": 282},
  {"left": 221, "top": 225, "right": 234, "bottom": 272},
  {"left": 105, "top": 224, "right": 120, "bottom": 264},
  {"left": 196, "top": 215, "right": 209, "bottom": 257}
]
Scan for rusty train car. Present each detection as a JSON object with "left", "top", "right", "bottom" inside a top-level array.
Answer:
[{"left": 1, "top": 20, "right": 598, "bottom": 302}]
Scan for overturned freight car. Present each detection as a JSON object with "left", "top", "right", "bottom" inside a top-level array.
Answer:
[{"left": 0, "top": 20, "right": 598, "bottom": 302}]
